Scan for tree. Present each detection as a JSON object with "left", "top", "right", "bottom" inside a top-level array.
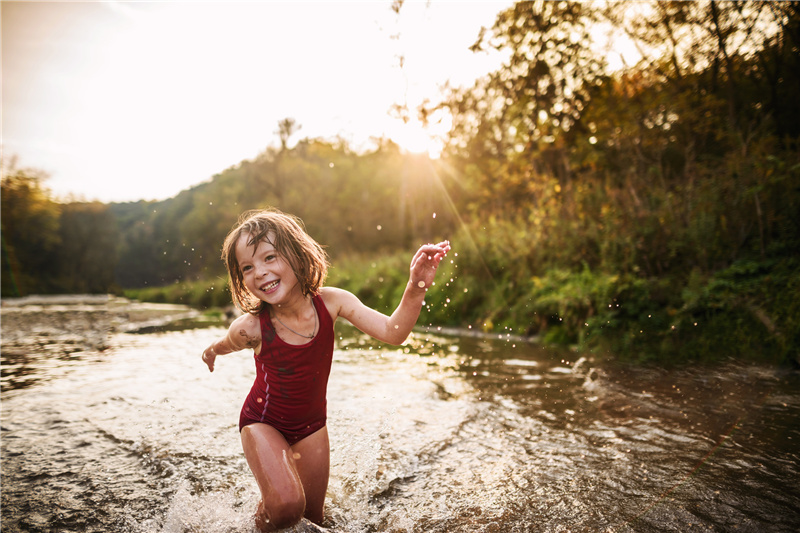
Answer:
[
  {"left": 57, "top": 202, "right": 119, "bottom": 293},
  {"left": 442, "top": 1, "right": 604, "bottom": 162},
  {"left": 276, "top": 117, "right": 301, "bottom": 152},
  {"left": 1, "top": 162, "right": 61, "bottom": 296}
]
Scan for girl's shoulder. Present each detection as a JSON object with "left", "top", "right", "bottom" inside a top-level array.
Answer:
[
  {"left": 319, "top": 285, "right": 348, "bottom": 301},
  {"left": 229, "top": 311, "right": 262, "bottom": 336},
  {"left": 319, "top": 286, "right": 364, "bottom": 322},
  {"left": 225, "top": 311, "right": 263, "bottom": 352},
  {"left": 319, "top": 286, "right": 347, "bottom": 315}
]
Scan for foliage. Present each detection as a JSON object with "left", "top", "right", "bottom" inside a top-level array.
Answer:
[
  {"left": 107, "top": 140, "right": 456, "bottom": 291},
  {"left": 419, "top": 0, "right": 800, "bottom": 364},
  {"left": 1, "top": 163, "right": 61, "bottom": 296},
  {"left": 1, "top": 163, "right": 121, "bottom": 297},
  {"left": 124, "top": 278, "right": 231, "bottom": 311},
  {"left": 57, "top": 202, "right": 120, "bottom": 294}
]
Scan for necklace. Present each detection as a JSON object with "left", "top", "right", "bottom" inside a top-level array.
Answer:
[{"left": 272, "top": 304, "right": 317, "bottom": 339}]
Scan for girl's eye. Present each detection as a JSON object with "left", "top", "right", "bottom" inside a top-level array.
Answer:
[
  {"left": 241, "top": 265, "right": 252, "bottom": 273},
  {"left": 265, "top": 254, "right": 276, "bottom": 261}
]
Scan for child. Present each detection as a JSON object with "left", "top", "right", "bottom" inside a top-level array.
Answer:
[{"left": 201, "top": 208, "right": 450, "bottom": 531}]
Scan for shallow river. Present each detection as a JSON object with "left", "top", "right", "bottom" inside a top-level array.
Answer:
[{"left": 2, "top": 296, "right": 799, "bottom": 532}]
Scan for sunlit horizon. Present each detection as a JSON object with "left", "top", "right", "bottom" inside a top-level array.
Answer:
[{"left": 1, "top": 1, "right": 514, "bottom": 203}]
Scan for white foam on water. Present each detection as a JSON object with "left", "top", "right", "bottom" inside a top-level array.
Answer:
[{"left": 129, "top": 483, "right": 256, "bottom": 533}]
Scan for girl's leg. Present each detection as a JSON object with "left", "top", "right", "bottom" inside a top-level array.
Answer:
[
  {"left": 240, "top": 423, "right": 306, "bottom": 531},
  {"left": 290, "top": 426, "right": 330, "bottom": 525}
]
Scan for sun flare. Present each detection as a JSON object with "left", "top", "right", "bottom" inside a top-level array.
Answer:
[{"left": 387, "top": 118, "right": 444, "bottom": 159}]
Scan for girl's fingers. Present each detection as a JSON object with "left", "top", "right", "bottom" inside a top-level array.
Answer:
[
  {"left": 410, "top": 240, "right": 450, "bottom": 274},
  {"left": 202, "top": 352, "right": 215, "bottom": 372},
  {"left": 418, "top": 241, "right": 450, "bottom": 259}
]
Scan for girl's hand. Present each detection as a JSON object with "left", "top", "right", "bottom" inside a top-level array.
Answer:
[
  {"left": 410, "top": 240, "right": 451, "bottom": 290},
  {"left": 202, "top": 347, "right": 217, "bottom": 372}
]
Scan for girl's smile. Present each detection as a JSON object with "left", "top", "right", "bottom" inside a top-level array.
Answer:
[{"left": 260, "top": 280, "right": 280, "bottom": 294}]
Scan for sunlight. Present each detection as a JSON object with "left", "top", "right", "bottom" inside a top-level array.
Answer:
[
  {"left": 4, "top": 0, "right": 510, "bottom": 201},
  {"left": 386, "top": 118, "right": 444, "bottom": 159}
]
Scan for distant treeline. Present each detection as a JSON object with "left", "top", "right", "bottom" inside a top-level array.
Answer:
[{"left": 3, "top": 1, "right": 798, "bottom": 364}]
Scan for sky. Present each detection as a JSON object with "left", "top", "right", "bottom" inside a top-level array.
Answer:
[{"left": 2, "top": 0, "right": 514, "bottom": 203}]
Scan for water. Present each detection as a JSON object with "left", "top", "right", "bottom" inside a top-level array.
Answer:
[{"left": 2, "top": 297, "right": 799, "bottom": 532}]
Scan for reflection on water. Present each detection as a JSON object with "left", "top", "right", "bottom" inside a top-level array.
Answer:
[{"left": 1, "top": 297, "right": 799, "bottom": 532}]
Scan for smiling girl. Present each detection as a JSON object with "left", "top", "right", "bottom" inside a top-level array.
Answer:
[{"left": 201, "top": 208, "right": 450, "bottom": 531}]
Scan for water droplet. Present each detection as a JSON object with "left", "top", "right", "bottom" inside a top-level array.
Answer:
[
  {"left": 376, "top": 225, "right": 382, "bottom": 231},
  {"left": 432, "top": 212, "right": 437, "bottom": 218},
  {"left": 418, "top": 281, "right": 426, "bottom": 288}
]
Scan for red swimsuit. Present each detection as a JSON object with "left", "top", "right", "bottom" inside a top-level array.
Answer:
[{"left": 238, "top": 294, "right": 334, "bottom": 445}]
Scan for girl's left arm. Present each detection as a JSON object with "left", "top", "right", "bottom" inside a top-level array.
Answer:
[{"left": 323, "top": 240, "right": 450, "bottom": 345}]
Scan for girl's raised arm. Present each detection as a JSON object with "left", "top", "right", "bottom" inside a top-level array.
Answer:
[
  {"left": 323, "top": 240, "right": 450, "bottom": 345},
  {"left": 201, "top": 313, "right": 261, "bottom": 372}
]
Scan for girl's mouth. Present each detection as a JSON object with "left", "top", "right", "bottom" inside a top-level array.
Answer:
[{"left": 260, "top": 280, "right": 279, "bottom": 294}]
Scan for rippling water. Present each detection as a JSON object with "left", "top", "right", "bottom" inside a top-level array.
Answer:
[{"left": 2, "top": 297, "right": 799, "bottom": 532}]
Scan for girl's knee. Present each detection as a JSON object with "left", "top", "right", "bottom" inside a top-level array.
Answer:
[{"left": 258, "top": 496, "right": 306, "bottom": 530}]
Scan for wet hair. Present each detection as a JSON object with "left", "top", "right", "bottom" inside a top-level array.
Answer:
[{"left": 222, "top": 208, "right": 329, "bottom": 315}]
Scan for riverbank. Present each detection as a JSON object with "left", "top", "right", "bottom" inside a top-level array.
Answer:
[{"left": 122, "top": 251, "right": 799, "bottom": 367}]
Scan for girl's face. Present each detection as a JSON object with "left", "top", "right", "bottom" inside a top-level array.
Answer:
[{"left": 234, "top": 232, "right": 300, "bottom": 305}]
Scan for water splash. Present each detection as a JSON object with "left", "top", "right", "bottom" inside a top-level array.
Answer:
[{"left": 130, "top": 483, "right": 254, "bottom": 533}]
